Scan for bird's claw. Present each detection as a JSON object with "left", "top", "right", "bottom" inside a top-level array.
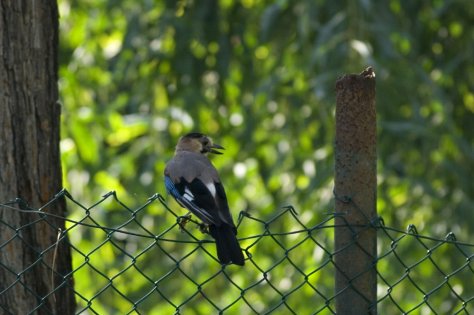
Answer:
[
  {"left": 198, "top": 223, "right": 209, "bottom": 234},
  {"left": 177, "top": 213, "right": 193, "bottom": 231}
]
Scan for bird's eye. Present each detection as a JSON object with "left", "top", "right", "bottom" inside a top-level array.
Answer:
[{"left": 202, "top": 140, "right": 209, "bottom": 146}]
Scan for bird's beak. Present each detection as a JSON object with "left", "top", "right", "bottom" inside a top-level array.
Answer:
[{"left": 209, "top": 143, "right": 224, "bottom": 155}]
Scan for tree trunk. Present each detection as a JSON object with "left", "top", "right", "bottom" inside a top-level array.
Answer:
[{"left": 0, "top": 1, "right": 76, "bottom": 314}]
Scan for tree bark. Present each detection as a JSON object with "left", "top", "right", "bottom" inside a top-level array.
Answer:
[
  {"left": 334, "top": 67, "right": 377, "bottom": 314},
  {"left": 0, "top": 1, "right": 76, "bottom": 314}
]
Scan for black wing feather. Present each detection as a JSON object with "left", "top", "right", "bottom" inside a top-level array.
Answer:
[{"left": 172, "top": 177, "right": 223, "bottom": 226}]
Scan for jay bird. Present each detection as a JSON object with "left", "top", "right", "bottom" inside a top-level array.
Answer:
[{"left": 164, "top": 133, "right": 245, "bottom": 266}]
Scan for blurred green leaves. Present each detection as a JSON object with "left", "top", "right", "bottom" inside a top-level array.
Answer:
[{"left": 58, "top": 0, "right": 473, "bottom": 312}]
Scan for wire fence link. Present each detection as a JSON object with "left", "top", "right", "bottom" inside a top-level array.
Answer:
[{"left": 1, "top": 189, "right": 473, "bottom": 314}]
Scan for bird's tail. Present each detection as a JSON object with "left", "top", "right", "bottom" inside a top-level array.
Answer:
[{"left": 209, "top": 225, "right": 245, "bottom": 266}]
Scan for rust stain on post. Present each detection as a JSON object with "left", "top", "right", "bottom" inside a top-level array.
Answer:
[{"left": 334, "top": 67, "right": 377, "bottom": 314}]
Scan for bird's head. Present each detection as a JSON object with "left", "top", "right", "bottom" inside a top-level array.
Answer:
[{"left": 176, "top": 132, "right": 224, "bottom": 155}]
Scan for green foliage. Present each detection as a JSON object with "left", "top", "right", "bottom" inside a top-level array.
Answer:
[{"left": 58, "top": 0, "right": 474, "bottom": 313}]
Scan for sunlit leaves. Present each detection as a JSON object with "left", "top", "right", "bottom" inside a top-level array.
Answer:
[{"left": 58, "top": 0, "right": 474, "bottom": 311}]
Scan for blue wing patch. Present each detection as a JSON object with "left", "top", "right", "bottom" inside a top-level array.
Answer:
[{"left": 165, "top": 176, "right": 181, "bottom": 199}]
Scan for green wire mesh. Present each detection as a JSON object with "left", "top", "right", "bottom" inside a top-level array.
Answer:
[{"left": 1, "top": 190, "right": 473, "bottom": 314}]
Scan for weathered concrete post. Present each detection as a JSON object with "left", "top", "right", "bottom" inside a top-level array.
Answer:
[{"left": 334, "top": 67, "right": 377, "bottom": 314}]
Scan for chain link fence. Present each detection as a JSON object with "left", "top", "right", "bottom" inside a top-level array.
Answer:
[{"left": 1, "top": 190, "right": 473, "bottom": 314}]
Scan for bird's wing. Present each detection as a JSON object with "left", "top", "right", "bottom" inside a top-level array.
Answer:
[
  {"left": 165, "top": 175, "right": 221, "bottom": 225},
  {"left": 213, "top": 181, "right": 237, "bottom": 231}
]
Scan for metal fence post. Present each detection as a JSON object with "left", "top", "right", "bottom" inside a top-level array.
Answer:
[{"left": 334, "top": 67, "right": 377, "bottom": 314}]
